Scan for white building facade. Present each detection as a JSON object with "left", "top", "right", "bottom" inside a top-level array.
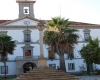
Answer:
[{"left": 0, "top": 0, "right": 100, "bottom": 75}]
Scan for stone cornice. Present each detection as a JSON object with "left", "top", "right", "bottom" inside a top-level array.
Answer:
[
  {"left": 14, "top": 38, "right": 100, "bottom": 45},
  {"left": 70, "top": 25, "right": 100, "bottom": 29},
  {"left": 0, "top": 25, "right": 100, "bottom": 30},
  {"left": 0, "top": 26, "right": 38, "bottom": 30},
  {"left": 16, "top": 41, "right": 39, "bottom": 44},
  {"left": 0, "top": 31, "right": 8, "bottom": 34},
  {"left": 0, "top": 16, "right": 40, "bottom": 26},
  {"left": 15, "top": 40, "right": 92, "bottom": 44},
  {"left": 0, "top": 60, "right": 16, "bottom": 62}
]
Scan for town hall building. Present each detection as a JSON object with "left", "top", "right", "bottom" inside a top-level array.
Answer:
[{"left": 0, "top": 0, "right": 100, "bottom": 76}]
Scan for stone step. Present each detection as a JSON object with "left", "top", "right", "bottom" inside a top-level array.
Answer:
[{"left": 15, "top": 67, "right": 79, "bottom": 80}]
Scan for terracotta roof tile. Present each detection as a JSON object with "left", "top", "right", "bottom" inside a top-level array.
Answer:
[
  {"left": 0, "top": 20, "right": 99, "bottom": 26},
  {"left": 42, "top": 20, "right": 98, "bottom": 26},
  {"left": 0, "top": 20, "right": 11, "bottom": 24},
  {"left": 70, "top": 21, "right": 97, "bottom": 25}
]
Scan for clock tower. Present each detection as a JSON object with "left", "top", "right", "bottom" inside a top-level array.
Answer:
[{"left": 16, "top": 0, "right": 36, "bottom": 18}]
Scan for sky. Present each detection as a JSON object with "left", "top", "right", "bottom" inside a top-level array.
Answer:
[{"left": 0, "top": 0, "right": 100, "bottom": 24}]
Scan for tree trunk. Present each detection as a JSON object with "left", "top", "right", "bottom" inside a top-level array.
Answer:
[
  {"left": 4, "top": 57, "right": 7, "bottom": 79},
  {"left": 86, "top": 62, "right": 90, "bottom": 76},
  {"left": 60, "top": 54, "right": 66, "bottom": 72},
  {"left": 56, "top": 46, "right": 66, "bottom": 72}
]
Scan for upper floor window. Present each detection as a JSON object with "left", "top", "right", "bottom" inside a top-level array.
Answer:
[
  {"left": 68, "top": 63, "right": 75, "bottom": 70},
  {"left": 25, "top": 50, "right": 31, "bottom": 57},
  {"left": 83, "top": 29, "right": 91, "bottom": 41},
  {"left": 23, "top": 30, "right": 31, "bottom": 42},
  {"left": 84, "top": 33, "right": 90, "bottom": 41},
  {"left": 48, "top": 51, "right": 54, "bottom": 59},
  {"left": 24, "top": 34, "right": 31, "bottom": 42}
]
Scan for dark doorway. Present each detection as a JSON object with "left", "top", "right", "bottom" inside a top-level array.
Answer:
[
  {"left": 23, "top": 62, "right": 36, "bottom": 73},
  {"left": 25, "top": 50, "right": 31, "bottom": 56}
]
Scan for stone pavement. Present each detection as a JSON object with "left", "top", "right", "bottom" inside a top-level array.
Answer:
[
  {"left": 77, "top": 76, "right": 100, "bottom": 80},
  {"left": 6, "top": 76, "right": 100, "bottom": 80}
]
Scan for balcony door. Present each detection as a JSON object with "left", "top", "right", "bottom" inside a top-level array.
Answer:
[{"left": 25, "top": 50, "right": 31, "bottom": 58}]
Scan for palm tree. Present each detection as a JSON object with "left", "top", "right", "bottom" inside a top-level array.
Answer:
[
  {"left": 43, "top": 16, "right": 79, "bottom": 71},
  {"left": 0, "top": 34, "right": 16, "bottom": 79}
]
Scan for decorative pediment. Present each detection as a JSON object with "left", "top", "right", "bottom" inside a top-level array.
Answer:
[
  {"left": 0, "top": 16, "right": 47, "bottom": 29},
  {"left": 0, "top": 16, "right": 42, "bottom": 27},
  {"left": 6, "top": 18, "right": 38, "bottom": 26},
  {"left": 0, "top": 18, "right": 38, "bottom": 26}
]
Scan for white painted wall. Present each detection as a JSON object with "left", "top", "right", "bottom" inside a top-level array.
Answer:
[
  {"left": 65, "top": 59, "right": 86, "bottom": 72},
  {"left": 7, "top": 29, "right": 39, "bottom": 42},
  {"left": 1, "top": 24, "right": 100, "bottom": 75},
  {"left": 90, "top": 29, "right": 100, "bottom": 40},
  {"left": 0, "top": 62, "right": 16, "bottom": 75},
  {"left": 7, "top": 28, "right": 100, "bottom": 60},
  {"left": 6, "top": 18, "right": 38, "bottom": 26},
  {"left": 47, "top": 60, "right": 59, "bottom": 69},
  {"left": 76, "top": 29, "right": 100, "bottom": 41}
]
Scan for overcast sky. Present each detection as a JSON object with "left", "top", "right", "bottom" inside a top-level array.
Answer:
[{"left": 0, "top": 0, "right": 100, "bottom": 24}]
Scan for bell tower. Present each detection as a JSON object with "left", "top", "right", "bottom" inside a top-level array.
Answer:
[{"left": 16, "top": 0, "right": 36, "bottom": 18}]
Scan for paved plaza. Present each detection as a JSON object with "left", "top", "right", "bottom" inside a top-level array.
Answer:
[
  {"left": 77, "top": 76, "right": 100, "bottom": 80},
  {"left": 5, "top": 75, "right": 100, "bottom": 80}
]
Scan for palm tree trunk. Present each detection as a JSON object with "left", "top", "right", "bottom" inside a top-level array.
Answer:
[
  {"left": 4, "top": 57, "right": 7, "bottom": 79},
  {"left": 60, "top": 54, "right": 66, "bottom": 72},
  {"left": 57, "top": 46, "right": 66, "bottom": 72}
]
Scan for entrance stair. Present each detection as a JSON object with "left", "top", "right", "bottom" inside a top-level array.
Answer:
[{"left": 16, "top": 67, "right": 79, "bottom": 80}]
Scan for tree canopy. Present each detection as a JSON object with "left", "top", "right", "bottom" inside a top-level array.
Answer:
[
  {"left": 79, "top": 37, "right": 100, "bottom": 64},
  {"left": 43, "top": 16, "right": 79, "bottom": 57},
  {"left": 43, "top": 16, "right": 79, "bottom": 71},
  {"left": 0, "top": 34, "right": 16, "bottom": 57}
]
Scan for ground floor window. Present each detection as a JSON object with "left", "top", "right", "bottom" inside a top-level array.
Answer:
[
  {"left": 1, "top": 66, "right": 8, "bottom": 74},
  {"left": 68, "top": 63, "right": 75, "bottom": 70},
  {"left": 49, "top": 64, "right": 56, "bottom": 68}
]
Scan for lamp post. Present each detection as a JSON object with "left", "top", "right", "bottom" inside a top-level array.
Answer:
[{"left": 37, "top": 20, "right": 47, "bottom": 67}]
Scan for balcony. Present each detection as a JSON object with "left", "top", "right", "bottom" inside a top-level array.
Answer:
[
  {"left": 47, "top": 56, "right": 59, "bottom": 60},
  {"left": 16, "top": 56, "right": 39, "bottom": 60},
  {"left": 16, "top": 56, "right": 59, "bottom": 60}
]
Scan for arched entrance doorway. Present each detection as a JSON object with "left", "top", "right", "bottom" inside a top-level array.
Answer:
[{"left": 23, "top": 62, "right": 36, "bottom": 73}]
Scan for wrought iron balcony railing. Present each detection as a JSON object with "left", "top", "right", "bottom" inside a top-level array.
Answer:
[
  {"left": 16, "top": 56, "right": 39, "bottom": 60},
  {"left": 16, "top": 56, "right": 59, "bottom": 60}
]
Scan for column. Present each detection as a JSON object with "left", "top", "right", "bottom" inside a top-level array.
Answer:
[
  {"left": 37, "top": 20, "right": 47, "bottom": 67},
  {"left": 37, "top": 21, "right": 44, "bottom": 58}
]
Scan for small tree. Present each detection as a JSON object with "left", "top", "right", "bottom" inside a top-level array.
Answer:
[
  {"left": 79, "top": 37, "right": 100, "bottom": 75},
  {"left": 0, "top": 34, "right": 16, "bottom": 79}
]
